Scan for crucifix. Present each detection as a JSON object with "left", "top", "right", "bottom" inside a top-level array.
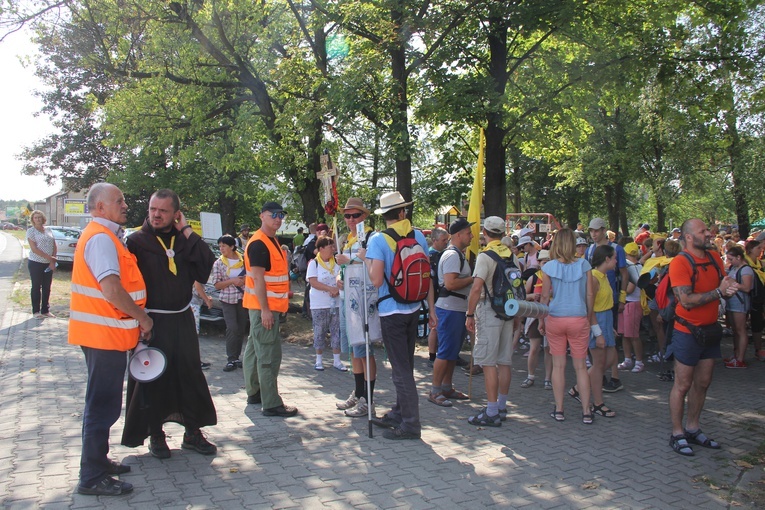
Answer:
[{"left": 317, "top": 153, "right": 336, "bottom": 203}]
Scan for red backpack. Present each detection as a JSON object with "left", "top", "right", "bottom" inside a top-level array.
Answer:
[{"left": 378, "top": 229, "right": 431, "bottom": 304}]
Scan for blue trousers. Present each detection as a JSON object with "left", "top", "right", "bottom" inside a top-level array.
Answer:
[{"left": 79, "top": 347, "right": 127, "bottom": 487}]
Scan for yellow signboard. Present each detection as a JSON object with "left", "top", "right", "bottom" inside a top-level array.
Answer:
[
  {"left": 64, "top": 200, "right": 88, "bottom": 216},
  {"left": 187, "top": 219, "right": 202, "bottom": 235}
]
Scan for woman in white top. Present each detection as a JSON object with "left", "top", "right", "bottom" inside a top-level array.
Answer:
[
  {"left": 307, "top": 236, "right": 346, "bottom": 371},
  {"left": 25, "top": 210, "right": 57, "bottom": 318}
]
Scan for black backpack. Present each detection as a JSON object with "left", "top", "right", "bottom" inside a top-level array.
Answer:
[
  {"left": 482, "top": 250, "right": 526, "bottom": 320},
  {"left": 433, "top": 246, "right": 467, "bottom": 300}
]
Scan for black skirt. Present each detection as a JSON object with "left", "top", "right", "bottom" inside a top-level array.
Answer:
[{"left": 121, "top": 308, "right": 217, "bottom": 447}]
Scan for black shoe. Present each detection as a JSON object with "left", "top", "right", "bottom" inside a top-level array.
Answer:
[
  {"left": 105, "top": 460, "right": 131, "bottom": 475},
  {"left": 182, "top": 429, "right": 217, "bottom": 455},
  {"left": 77, "top": 476, "right": 134, "bottom": 496},
  {"left": 370, "top": 414, "right": 401, "bottom": 430},
  {"left": 455, "top": 357, "right": 469, "bottom": 367},
  {"left": 262, "top": 404, "right": 298, "bottom": 417},
  {"left": 234, "top": 359, "right": 243, "bottom": 368},
  {"left": 382, "top": 427, "right": 421, "bottom": 440},
  {"left": 603, "top": 379, "right": 624, "bottom": 393},
  {"left": 223, "top": 361, "right": 236, "bottom": 372},
  {"left": 149, "top": 433, "right": 171, "bottom": 459},
  {"left": 247, "top": 392, "right": 261, "bottom": 405},
  {"left": 200, "top": 362, "right": 211, "bottom": 370}
]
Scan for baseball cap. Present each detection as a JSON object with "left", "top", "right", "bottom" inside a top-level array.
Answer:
[
  {"left": 588, "top": 218, "right": 607, "bottom": 230},
  {"left": 449, "top": 217, "right": 474, "bottom": 235},
  {"left": 576, "top": 236, "right": 588, "bottom": 246},
  {"left": 671, "top": 227, "right": 681, "bottom": 233},
  {"left": 624, "top": 242, "right": 640, "bottom": 257},
  {"left": 641, "top": 223, "right": 650, "bottom": 230},
  {"left": 483, "top": 216, "right": 505, "bottom": 235},
  {"left": 261, "top": 201, "right": 285, "bottom": 213},
  {"left": 239, "top": 224, "right": 250, "bottom": 232}
]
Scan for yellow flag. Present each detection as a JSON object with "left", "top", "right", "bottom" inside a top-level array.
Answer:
[{"left": 467, "top": 128, "right": 485, "bottom": 262}]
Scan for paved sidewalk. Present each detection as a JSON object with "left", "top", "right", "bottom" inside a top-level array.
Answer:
[{"left": 1, "top": 233, "right": 764, "bottom": 509}]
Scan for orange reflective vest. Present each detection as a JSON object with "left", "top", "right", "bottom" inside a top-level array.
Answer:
[
  {"left": 68, "top": 221, "right": 147, "bottom": 351},
  {"left": 243, "top": 229, "right": 289, "bottom": 313}
]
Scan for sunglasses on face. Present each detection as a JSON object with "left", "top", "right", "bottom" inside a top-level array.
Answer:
[
  {"left": 270, "top": 212, "right": 286, "bottom": 219},
  {"left": 344, "top": 212, "right": 363, "bottom": 219}
]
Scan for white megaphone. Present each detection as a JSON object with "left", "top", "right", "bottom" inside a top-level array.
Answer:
[{"left": 128, "top": 340, "right": 167, "bottom": 382}]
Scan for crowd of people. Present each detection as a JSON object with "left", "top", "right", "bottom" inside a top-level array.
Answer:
[{"left": 64, "top": 182, "right": 765, "bottom": 496}]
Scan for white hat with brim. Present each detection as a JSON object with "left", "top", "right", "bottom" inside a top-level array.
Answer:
[
  {"left": 517, "top": 236, "right": 533, "bottom": 247},
  {"left": 374, "top": 191, "right": 413, "bottom": 215}
]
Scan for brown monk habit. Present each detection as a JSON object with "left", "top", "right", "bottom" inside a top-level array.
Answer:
[{"left": 121, "top": 219, "right": 217, "bottom": 448}]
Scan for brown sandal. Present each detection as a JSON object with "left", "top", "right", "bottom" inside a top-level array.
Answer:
[{"left": 427, "top": 392, "right": 453, "bottom": 407}]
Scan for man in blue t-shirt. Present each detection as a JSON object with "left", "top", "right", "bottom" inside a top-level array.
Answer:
[
  {"left": 366, "top": 192, "right": 436, "bottom": 440},
  {"left": 587, "top": 217, "right": 628, "bottom": 392}
]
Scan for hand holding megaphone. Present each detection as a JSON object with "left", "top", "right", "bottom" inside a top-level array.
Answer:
[{"left": 129, "top": 334, "right": 167, "bottom": 382}]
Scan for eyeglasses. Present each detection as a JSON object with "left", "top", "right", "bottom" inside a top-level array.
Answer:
[
  {"left": 270, "top": 212, "right": 286, "bottom": 219},
  {"left": 344, "top": 212, "right": 363, "bottom": 219}
]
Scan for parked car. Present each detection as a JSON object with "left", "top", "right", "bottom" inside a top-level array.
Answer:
[
  {"left": 47, "top": 226, "right": 81, "bottom": 266},
  {"left": 2, "top": 222, "right": 23, "bottom": 230},
  {"left": 199, "top": 281, "right": 225, "bottom": 324}
]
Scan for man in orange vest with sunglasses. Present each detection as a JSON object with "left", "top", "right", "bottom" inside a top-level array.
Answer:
[
  {"left": 243, "top": 201, "right": 298, "bottom": 417},
  {"left": 69, "top": 183, "right": 153, "bottom": 496}
]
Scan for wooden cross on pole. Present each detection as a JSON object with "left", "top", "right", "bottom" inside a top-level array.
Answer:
[{"left": 317, "top": 153, "right": 336, "bottom": 203}]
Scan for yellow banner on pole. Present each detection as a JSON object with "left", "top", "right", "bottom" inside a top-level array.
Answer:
[{"left": 467, "top": 128, "right": 485, "bottom": 262}]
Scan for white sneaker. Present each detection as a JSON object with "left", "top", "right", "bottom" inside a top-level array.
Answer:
[
  {"left": 631, "top": 362, "right": 645, "bottom": 373},
  {"left": 345, "top": 397, "right": 374, "bottom": 417},
  {"left": 314, "top": 362, "right": 324, "bottom": 371},
  {"left": 333, "top": 361, "right": 348, "bottom": 372},
  {"left": 336, "top": 392, "right": 359, "bottom": 410}
]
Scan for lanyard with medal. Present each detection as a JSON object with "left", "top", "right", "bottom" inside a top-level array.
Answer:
[{"left": 156, "top": 235, "right": 177, "bottom": 275}]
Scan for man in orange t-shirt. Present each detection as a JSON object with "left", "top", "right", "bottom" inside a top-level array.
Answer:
[{"left": 666, "top": 219, "right": 738, "bottom": 457}]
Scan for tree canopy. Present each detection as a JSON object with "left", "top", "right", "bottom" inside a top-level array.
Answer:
[{"left": 4, "top": 0, "right": 764, "bottom": 235}]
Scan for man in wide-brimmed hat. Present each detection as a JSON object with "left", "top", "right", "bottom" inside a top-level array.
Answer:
[
  {"left": 366, "top": 191, "right": 437, "bottom": 440},
  {"left": 334, "top": 197, "right": 380, "bottom": 417}
]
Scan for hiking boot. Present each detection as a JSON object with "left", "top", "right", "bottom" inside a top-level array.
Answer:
[
  {"left": 182, "top": 429, "right": 217, "bottom": 455},
  {"left": 149, "top": 432, "right": 171, "bottom": 459}
]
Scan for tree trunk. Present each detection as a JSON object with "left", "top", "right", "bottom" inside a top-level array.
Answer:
[
  {"left": 390, "top": 16, "right": 412, "bottom": 212},
  {"left": 656, "top": 196, "right": 667, "bottom": 234},
  {"left": 484, "top": 16, "right": 509, "bottom": 218}
]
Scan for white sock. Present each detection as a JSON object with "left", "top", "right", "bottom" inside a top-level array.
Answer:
[
  {"left": 316, "top": 354, "right": 323, "bottom": 365},
  {"left": 333, "top": 353, "right": 341, "bottom": 364}
]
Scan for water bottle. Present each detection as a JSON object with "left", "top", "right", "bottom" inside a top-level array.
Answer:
[{"left": 44, "top": 262, "right": 59, "bottom": 273}]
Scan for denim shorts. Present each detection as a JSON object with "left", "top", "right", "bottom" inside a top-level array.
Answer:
[
  {"left": 589, "top": 310, "right": 616, "bottom": 349},
  {"left": 666, "top": 328, "right": 721, "bottom": 367}
]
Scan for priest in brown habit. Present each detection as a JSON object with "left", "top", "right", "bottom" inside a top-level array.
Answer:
[{"left": 121, "top": 189, "right": 217, "bottom": 458}]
